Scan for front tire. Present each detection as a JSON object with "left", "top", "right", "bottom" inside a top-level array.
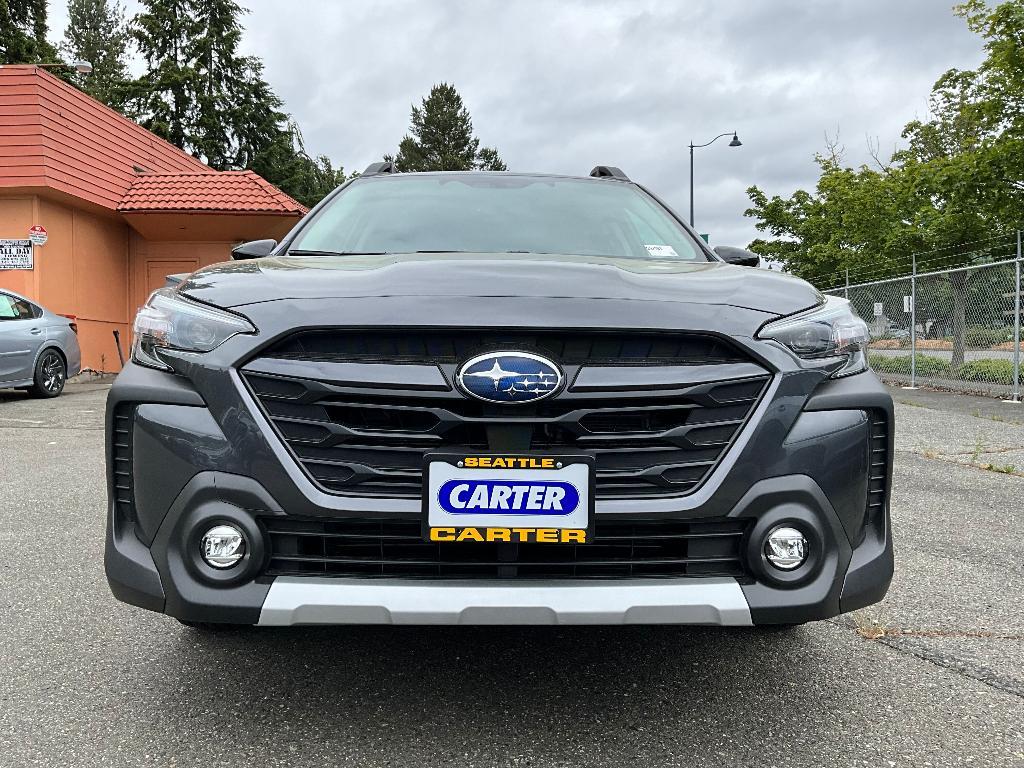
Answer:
[{"left": 28, "top": 349, "right": 66, "bottom": 398}]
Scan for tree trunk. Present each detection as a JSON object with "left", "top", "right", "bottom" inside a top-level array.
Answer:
[{"left": 947, "top": 271, "right": 972, "bottom": 370}]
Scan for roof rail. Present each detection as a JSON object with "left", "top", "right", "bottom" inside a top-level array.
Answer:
[
  {"left": 362, "top": 160, "right": 397, "bottom": 176},
  {"left": 589, "top": 165, "right": 630, "bottom": 181}
]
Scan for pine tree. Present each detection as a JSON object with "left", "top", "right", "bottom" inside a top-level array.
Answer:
[
  {"left": 252, "top": 121, "right": 347, "bottom": 209},
  {"left": 392, "top": 83, "right": 506, "bottom": 171},
  {"left": 129, "top": 0, "right": 288, "bottom": 170},
  {"left": 61, "top": 0, "right": 131, "bottom": 109},
  {"left": 1, "top": 0, "right": 59, "bottom": 64},
  {"left": 186, "top": 0, "right": 284, "bottom": 170},
  {"left": 129, "top": 0, "right": 344, "bottom": 205},
  {"left": 130, "top": 0, "right": 195, "bottom": 147}
]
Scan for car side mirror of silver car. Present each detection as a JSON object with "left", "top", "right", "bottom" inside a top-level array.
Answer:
[
  {"left": 714, "top": 245, "right": 761, "bottom": 268},
  {"left": 232, "top": 239, "right": 277, "bottom": 260}
]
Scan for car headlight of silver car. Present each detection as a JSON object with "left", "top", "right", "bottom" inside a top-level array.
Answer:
[
  {"left": 757, "top": 296, "right": 869, "bottom": 378},
  {"left": 132, "top": 288, "right": 256, "bottom": 371}
]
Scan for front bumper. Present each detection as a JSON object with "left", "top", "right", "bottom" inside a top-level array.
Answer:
[{"left": 103, "top": 294, "right": 894, "bottom": 627}]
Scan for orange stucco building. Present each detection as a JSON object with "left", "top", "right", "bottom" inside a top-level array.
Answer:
[{"left": 0, "top": 65, "right": 306, "bottom": 371}]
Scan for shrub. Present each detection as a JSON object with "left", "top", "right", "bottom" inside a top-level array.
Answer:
[
  {"left": 867, "top": 353, "right": 951, "bottom": 377},
  {"left": 957, "top": 359, "right": 1016, "bottom": 385},
  {"left": 964, "top": 326, "right": 1011, "bottom": 347}
]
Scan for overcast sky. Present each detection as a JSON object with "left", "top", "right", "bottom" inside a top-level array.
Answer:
[{"left": 49, "top": 0, "right": 985, "bottom": 247}]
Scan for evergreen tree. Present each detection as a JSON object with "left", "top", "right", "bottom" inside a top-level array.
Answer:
[
  {"left": 392, "top": 83, "right": 506, "bottom": 171},
  {"left": 61, "top": 0, "right": 131, "bottom": 109},
  {"left": 130, "top": 0, "right": 195, "bottom": 147},
  {"left": 129, "top": 0, "right": 344, "bottom": 205},
  {"left": 1, "top": 0, "right": 59, "bottom": 64},
  {"left": 251, "top": 120, "right": 348, "bottom": 209},
  {"left": 186, "top": 0, "right": 282, "bottom": 170}
]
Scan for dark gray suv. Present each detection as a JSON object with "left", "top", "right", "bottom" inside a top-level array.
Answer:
[{"left": 104, "top": 165, "right": 893, "bottom": 628}]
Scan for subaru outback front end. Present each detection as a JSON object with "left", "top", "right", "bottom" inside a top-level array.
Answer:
[{"left": 105, "top": 165, "right": 893, "bottom": 627}]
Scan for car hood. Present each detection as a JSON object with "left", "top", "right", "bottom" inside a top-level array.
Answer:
[{"left": 179, "top": 252, "right": 821, "bottom": 317}]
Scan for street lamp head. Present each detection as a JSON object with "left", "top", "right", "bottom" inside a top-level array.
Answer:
[
  {"left": 729, "top": 132, "right": 742, "bottom": 147},
  {"left": 72, "top": 60, "right": 93, "bottom": 74}
]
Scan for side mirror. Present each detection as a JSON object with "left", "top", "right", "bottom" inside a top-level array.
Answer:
[
  {"left": 714, "top": 245, "right": 760, "bottom": 268},
  {"left": 231, "top": 239, "right": 277, "bottom": 260}
]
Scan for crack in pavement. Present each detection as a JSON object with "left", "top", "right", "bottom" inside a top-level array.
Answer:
[
  {"left": 831, "top": 618, "right": 1024, "bottom": 701},
  {"left": 876, "top": 634, "right": 1024, "bottom": 701}
]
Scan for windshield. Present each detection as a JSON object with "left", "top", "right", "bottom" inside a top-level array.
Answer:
[{"left": 291, "top": 174, "right": 709, "bottom": 261}]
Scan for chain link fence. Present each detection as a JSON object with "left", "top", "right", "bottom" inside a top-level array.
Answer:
[{"left": 823, "top": 234, "right": 1023, "bottom": 400}]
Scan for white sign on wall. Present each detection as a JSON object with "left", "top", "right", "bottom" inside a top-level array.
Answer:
[{"left": 0, "top": 239, "right": 33, "bottom": 270}]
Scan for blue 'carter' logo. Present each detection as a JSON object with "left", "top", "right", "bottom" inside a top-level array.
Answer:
[
  {"left": 438, "top": 479, "right": 580, "bottom": 516},
  {"left": 456, "top": 352, "right": 563, "bottom": 404}
]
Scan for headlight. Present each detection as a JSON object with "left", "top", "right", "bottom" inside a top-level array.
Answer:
[
  {"left": 757, "top": 296, "right": 869, "bottom": 378},
  {"left": 132, "top": 288, "right": 255, "bottom": 371}
]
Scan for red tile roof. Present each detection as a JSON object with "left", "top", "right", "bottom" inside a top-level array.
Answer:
[
  {"left": 0, "top": 65, "right": 304, "bottom": 217},
  {"left": 0, "top": 65, "right": 210, "bottom": 209},
  {"left": 119, "top": 170, "right": 306, "bottom": 214}
]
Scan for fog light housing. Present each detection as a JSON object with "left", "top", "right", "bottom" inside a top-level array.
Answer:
[
  {"left": 764, "top": 526, "right": 807, "bottom": 570},
  {"left": 200, "top": 524, "right": 246, "bottom": 569}
]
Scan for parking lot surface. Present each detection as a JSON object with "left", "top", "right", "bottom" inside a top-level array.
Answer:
[{"left": 1, "top": 381, "right": 1022, "bottom": 767}]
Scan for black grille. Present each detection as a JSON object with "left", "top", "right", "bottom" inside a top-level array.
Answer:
[
  {"left": 868, "top": 411, "right": 889, "bottom": 519},
  {"left": 111, "top": 405, "right": 135, "bottom": 522},
  {"left": 259, "top": 329, "right": 751, "bottom": 366},
  {"left": 263, "top": 517, "right": 751, "bottom": 579},
  {"left": 243, "top": 371, "right": 770, "bottom": 499}
]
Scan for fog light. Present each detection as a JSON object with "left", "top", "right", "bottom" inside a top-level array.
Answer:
[
  {"left": 764, "top": 526, "right": 807, "bottom": 570},
  {"left": 201, "top": 524, "right": 246, "bottom": 568}
]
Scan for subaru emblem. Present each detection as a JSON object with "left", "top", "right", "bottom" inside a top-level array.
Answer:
[{"left": 456, "top": 352, "right": 563, "bottom": 404}]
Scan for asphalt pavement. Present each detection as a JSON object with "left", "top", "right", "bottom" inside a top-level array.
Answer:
[{"left": 1, "top": 380, "right": 1022, "bottom": 767}]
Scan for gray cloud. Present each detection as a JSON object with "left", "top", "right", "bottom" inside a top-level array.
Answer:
[{"left": 49, "top": 0, "right": 983, "bottom": 246}]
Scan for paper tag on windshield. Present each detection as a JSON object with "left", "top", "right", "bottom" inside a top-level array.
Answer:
[{"left": 644, "top": 244, "right": 678, "bottom": 258}]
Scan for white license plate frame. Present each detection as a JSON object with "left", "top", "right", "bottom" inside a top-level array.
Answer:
[{"left": 422, "top": 453, "right": 595, "bottom": 544}]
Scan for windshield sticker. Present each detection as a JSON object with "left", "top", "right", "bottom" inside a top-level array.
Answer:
[{"left": 644, "top": 244, "right": 678, "bottom": 258}]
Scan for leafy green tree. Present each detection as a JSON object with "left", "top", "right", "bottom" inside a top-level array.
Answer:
[
  {"left": 745, "top": 0, "right": 1024, "bottom": 367},
  {"left": 1, "top": 0, "right": 59, "bottom": 64},
  {"left": 61, "top": 0, "right": 131, "bottom": 109},
  {"left": 392, "top": 83, "right": 506, "bottom": 171}
]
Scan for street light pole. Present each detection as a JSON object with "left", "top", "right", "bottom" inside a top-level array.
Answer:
[{"left": 688, "top": 131, "right": 742, "bottom": 227}]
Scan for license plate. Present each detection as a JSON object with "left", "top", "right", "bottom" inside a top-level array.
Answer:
[{"left": 423, "top": 453, "right": 595, "bottom": 544}]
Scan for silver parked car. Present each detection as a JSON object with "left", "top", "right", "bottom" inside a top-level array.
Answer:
[{"left": 0, "top": 289, "right": 82, "bottom": 398}]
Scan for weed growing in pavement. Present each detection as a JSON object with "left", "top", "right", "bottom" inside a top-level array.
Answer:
[
  {"left": 971, "top": 438, "right": 985, "bottom": 463},
  {"left": 979, "top": 462, "right": 1017, "bottom": 474}
]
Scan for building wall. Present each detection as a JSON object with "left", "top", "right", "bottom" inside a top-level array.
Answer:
[
  {"left": 1, "top": 194, "right": 131, "bottom": 372},
  {"left": 0, "top": 196, "right": 37, "bottom": 297},
  {"left": 128, "top": 236, "right": 236, "bottom": 317},
  {"left": 3, "top": 193, "right": 275, "bottom": 375}
]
